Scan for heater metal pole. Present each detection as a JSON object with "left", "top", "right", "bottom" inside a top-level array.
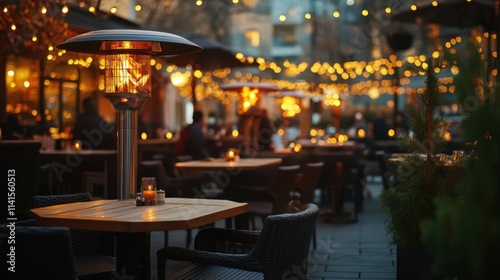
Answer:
[{"left": 116, "top": 109, "right": 138, "bottom": 200}]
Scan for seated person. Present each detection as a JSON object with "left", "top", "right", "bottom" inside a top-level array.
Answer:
[
  {"left": 2, "top": 113, "right": 27, "bottom": 140},
  {"left": 72, "top": 97, "right": 116, "bottom": 150},
  {"left": 175, "top": 110, "right": 210, "bottom": 160}
]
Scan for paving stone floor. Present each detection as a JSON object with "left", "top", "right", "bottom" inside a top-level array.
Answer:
[{"left": 148, "top": 177, "right": 396, "bottom": 280}]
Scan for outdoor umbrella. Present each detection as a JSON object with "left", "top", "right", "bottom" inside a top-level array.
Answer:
[
  {"left": 391, "top": 0, "right": 496, "bottom": 30},
  {"left": 164, "top": 34, "right": 259, "bottom": 107},
  {"left": 391, "top": 0, "right": 499, "bottom": 75},
  {"left": 220, "top": 82, "right": 281, "bottom": 115}
]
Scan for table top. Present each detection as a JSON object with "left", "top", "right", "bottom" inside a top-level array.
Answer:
[
  {"left": 272, "top": 148, "right": 294, "bottom": 154},
  {"left": 387, "top": 153, "right": 464, "bottom": 168},
  {"left": 39, "top": 149, "right": 117, "bottom": 156},
  {"left": 31, "top": 198, "right": 247, "bottom": 232},
  {"left": 138, "top": 139, "right": 177, "bottom": 145},
  {"left": 174, "top": 157, "right": 282, "bottom": 171},
  {"left": 297, "top": 139, "right": 358, "bottom": 148}
]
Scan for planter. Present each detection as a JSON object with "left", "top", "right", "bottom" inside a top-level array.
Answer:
[{"left": 397, "top": 247, "right": 434, "bottom": 280}]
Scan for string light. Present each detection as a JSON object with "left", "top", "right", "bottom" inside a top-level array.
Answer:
[{"left": 1, "top": 0, "right": 483, "bottom": 101}]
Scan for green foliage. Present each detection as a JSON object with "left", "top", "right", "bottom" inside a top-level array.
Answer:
[
  {"left": 380, "top": 61, "right": 463, "bottom": 249},
  {"left": 421, "top": 40, "right": 500, "bottom": 279}
]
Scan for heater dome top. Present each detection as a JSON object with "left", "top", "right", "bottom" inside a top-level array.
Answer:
[{"left": 57, "top": 29, "right": 202, "bottom": 56}]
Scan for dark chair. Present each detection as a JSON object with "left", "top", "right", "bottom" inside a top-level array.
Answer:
[
  {"left": 224, "top": 165, "right": 301, "bottom": 230},
  {"left": 0, "top": 140, "right": 41, "bottom": 223},
  {"left": 313, "top": 152, "right": 364, "bottom": 222},
  {"left": 31, "top": 193, "right": 116, "bottom": 279},
  {"left": 294, "top": 162, "right": 324, "bottom": 205},
  {"left": 0, "top": 225, "right": 78, "bottom": 280},
  {"left": 294, "top": 162, "right": 324, "bottom": 249},
  {"left": 156, "top": 203, "right": 319, "bottom": 280}
]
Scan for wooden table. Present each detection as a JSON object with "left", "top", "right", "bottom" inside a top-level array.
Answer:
[
  {"left": 31, "top": 198, "right": 247, "bottom": 280},
  {"left": 175, "top": 158, "right": 282, "bottom": 230},
  {"left": 297, "top": 139, "right": 361, "bottom": 153},
  {"left": 174, "top": 157, "right": 282, "bottom": 171}
]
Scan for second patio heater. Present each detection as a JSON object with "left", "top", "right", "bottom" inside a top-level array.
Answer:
[
  {"left": 57, "top": 29, "right": 201, "bottom": 200},
  {"left": 275, "top": 90, "right": 306, "bottom": 147},
  {"left": 220, "top": 82, "right": 281, "bottom": 154}
]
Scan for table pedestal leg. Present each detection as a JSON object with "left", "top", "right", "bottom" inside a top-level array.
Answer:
[
  {"left": 323, "top": 184, "right": 358, "bottom": 224},
  {"left": 116, "top": 232, "right": 151, "bottom": 280}
]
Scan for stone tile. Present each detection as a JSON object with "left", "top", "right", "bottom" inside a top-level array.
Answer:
[{"left": 360, "top": 272, "right": 397, "bottom": 279}]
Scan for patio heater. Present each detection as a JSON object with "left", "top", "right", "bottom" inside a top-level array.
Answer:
[
  {"left": 220, "top": 83, "right": 280, "bottom": 154},
  {"left": 275, "top": 90, "right": 306, "bottom": 147},
  {"left": 57, "top": 30, "right": 201, "bottom": 200}
]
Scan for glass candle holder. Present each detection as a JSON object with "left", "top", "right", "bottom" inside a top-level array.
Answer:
[
  {"left": 156, "top": 189, "right": 165, "bottom": 204},
  {"left": 72, "top": 140, "right": 82, "bottom": 151},
  {"left": 141, "top": 177, "right": 156, "bottom": 205}
]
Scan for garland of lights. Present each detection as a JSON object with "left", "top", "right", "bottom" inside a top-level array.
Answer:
[{"left": 1, "top": 0, "right": 495, "bottom": 102}]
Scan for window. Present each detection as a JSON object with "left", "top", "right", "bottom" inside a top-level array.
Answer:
[
  {"left": 5, "top": 55, "right": 40, "bottom": 126},
  {"left": 273, "top": 25, "right": 297, "bottom": 47},
  {"left": 244, "top": 29, "right": 260, "bottom": 47}
]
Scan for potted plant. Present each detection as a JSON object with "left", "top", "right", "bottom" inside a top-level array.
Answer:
[
  {"left": 421, "top": 41, "right": 500, "bottom": 279},
  {"left": 379, "top": 60, "right": 466, "bottom": 279}
]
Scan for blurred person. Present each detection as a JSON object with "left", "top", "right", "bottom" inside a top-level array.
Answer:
[
  {"left": 2, "top": 113, "right": 26, "bottom": 140},
  {"left": 394, "top": 111, "right": 410, "bottom": 137},
  {"left": 138, "top": 113, "right": 155, "bottom": 139},
  {"left": 72, "top": 97, "right": 116, "bottom": 150},
  {"left": 370, "top": 112, "right": 389, "bottom": 141},
  {"left": 175, "top": 110, "right": 210, "bottom": 160}
]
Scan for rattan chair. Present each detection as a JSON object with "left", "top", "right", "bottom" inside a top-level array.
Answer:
[
  {"left": 224, "top": 165, "right": 301, "bottom": 230},
  {"left": 156, "top": 203, "right": 319, "bottom": 280},
  {"left": 31, "top": 193, "right": 116, "bottom": 279},
  {"left": 0, "top": 225, "right": 78, "bottom": 280}
]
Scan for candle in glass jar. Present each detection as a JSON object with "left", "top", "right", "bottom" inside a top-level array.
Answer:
[
  {"left": 141, "top": 177, "right": 157, "bottom": 205},
  {"left": 142, "top": 189, "right": 156, "bottom": 205},
  {"left": 226, "top": 149, "right": 235, "bottom": 161}
]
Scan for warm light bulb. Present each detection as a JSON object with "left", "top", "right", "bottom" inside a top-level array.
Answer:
[
  {"left": 170, "top": 71, "right": 190, "bottom": 87},
  {"left": 388, "top": 129, "right": 395, "bottom": 137},
  {"left": 358, "top": 129, "right": 366, "bottom": 138}
]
